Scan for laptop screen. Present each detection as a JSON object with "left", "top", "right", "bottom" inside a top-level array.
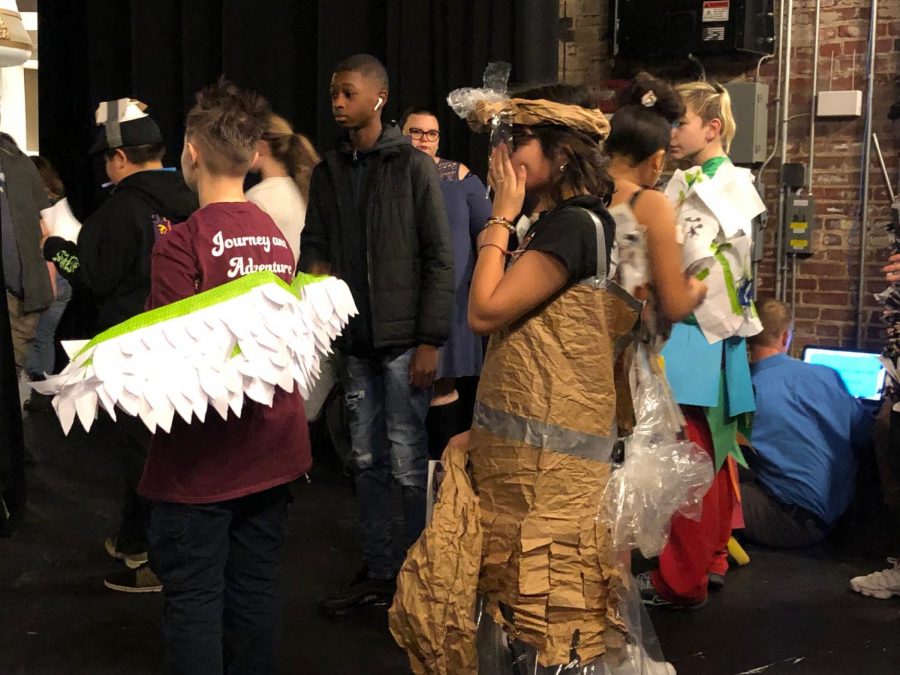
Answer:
[{"left": 801, "top": 347, "right": 886, "bottom": 401}]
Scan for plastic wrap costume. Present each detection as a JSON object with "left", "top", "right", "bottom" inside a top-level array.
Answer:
[
  {"left": 873, "top": 177, "right": 900, "bottom": 516},
  {"left": 33, "top": 271, "right": 357, "bottom": 434}
]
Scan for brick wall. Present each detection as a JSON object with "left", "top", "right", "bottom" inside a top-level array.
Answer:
[{"left": 559, "top": 0, "right": 900, "bottom": 353}]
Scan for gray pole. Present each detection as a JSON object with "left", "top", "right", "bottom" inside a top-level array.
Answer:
[{"left": 855, "top": 0, "right": 879, "bottom": 347}]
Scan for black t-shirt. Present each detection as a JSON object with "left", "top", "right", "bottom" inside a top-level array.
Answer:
[{"left": 523, "top": 195, "right": 615, "bottom": 283}]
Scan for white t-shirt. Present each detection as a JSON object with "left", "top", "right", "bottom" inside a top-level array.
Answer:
[{"left": 245, "top": 176, "right": 306, "bottom": 264}]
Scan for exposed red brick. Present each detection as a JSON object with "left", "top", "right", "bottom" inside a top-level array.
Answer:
[{"left": 564, "top": 0, "right": 897, "bottom": 347}]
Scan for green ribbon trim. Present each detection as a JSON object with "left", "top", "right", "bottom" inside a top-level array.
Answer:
[
  {"left": 710, "top": 242, "right": 742, "bottom": 316},
  {"left": 76, "top": 271, "right": 329, "bottom": 358}
]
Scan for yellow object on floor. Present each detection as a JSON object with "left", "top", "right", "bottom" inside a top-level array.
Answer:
[{"left": 728, "top": 536, "right": 750, "bottom": 566}]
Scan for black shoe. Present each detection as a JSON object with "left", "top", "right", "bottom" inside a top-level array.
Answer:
[
  {"left": 103, "top": 563, "right": 163, "bottom": 593},
  {"left": 636, "top": 571, "right": 707, "bottom": 610},
  {"left": 707, "top": 572, "right": 726, "bottom": 591},
  {"left": 318, "top": 566, "right": 396, "bottom": 617},
  {"left": 23, "top": 391, "right": 53, "bottom": 413}
]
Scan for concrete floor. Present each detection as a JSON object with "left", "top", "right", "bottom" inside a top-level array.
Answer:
[{"left": 2, "top": 408, "right": 899, "bottom": 675}]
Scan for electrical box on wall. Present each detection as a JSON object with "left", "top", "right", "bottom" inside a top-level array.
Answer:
[
  {"left": 611, "top": 0, "right": 775, "bottom": 59},
  {"left": 724, "top": 82, "right": 769, "bottom": 164},
  {"left": 784, "top": 195, "right": 815, "bottom": 256},
  {"left": 816, "top": 90, "right": 863, "bottom": 118}
]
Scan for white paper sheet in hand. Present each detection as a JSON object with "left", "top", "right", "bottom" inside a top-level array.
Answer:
[{"left": 41, "top": 198, "right": 83, "bottom": 243}]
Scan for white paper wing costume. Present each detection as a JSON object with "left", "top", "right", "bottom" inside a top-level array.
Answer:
[
  {"left": 32, "top": 271, "right": 357, "bottom": 435},
  {"left": 665, "top": 162, "right": 766, "bottom": 343}
]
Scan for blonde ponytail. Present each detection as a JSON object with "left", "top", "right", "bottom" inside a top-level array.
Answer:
[
  {"left": 261, "top": 113, "right": 322, "bottom": 200},
  {"left": 676, "top": 81, "right": 736, "bottom": 152}
]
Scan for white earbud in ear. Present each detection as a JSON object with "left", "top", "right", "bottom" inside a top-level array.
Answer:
[{"left": 374, "top": 97, "right": 384, "bottom": 111}]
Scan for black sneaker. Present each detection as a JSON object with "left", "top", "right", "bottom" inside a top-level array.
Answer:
[
  {"left": 635, "top": 571, "right": 707, "bottom": 610},
  {"left": 23, "top": 391, "right": 53, "bottom": 413},
  {"left": 103, "top": 563, "right": 163, "bottom": 593},
  {"left": 318, "top": 566, "right": 396, "bottom": 617},
  {"left": 707, "top": 572, "right": 726, "bottom": 591},
  {"left": 104, "top": 537, "right": 149, "bottom": 569}
]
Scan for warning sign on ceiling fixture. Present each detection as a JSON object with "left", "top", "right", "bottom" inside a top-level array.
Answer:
[
  {"left": 703, "top": 26, "right": 726, "bottom": 41},
  {"left": 702, "top": 0, "right": 730, "bottom": 22}
]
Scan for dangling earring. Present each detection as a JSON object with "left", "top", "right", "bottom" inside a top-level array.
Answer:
[{"left": 559, "top": 164, "right": 567, "bottom": 173}]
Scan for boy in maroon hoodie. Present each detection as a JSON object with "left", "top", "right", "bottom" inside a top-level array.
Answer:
[{"left": 139, "top": 80, "right": 310, "bottom": 675}]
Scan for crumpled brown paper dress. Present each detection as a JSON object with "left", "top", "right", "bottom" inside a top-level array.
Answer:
[
  {"left": 389, "top": 438, "right": 483, "bottom": 674},
  {"left": 391, "top": 256, "right": 640, "bottom": 671}
]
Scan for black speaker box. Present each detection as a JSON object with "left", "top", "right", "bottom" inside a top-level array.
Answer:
[{"left": 611, "top": 0, "right": 775, "bottom": 60}]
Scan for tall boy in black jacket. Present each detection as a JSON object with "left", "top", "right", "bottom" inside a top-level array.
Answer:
[{"left": 301, "top": 54, "right": 453, "bottom": 615}]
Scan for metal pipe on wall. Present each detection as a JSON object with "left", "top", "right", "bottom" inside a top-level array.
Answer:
[
  {"left": 753, "top": 5, "right": 782, "bottom": 300},
  {"left": 791, "top": 0, "right": 821, "bottom": 313},
  {"left": 808, "top": 0, "right": 820, "bottom": 195},
  {"left": 855, "top": 0, "right": 879, "bottom": 347},
  {"left": 758, "top": 2, "right": 784, "bottom": 175},
  {"left": 775, "top": 0, "right": 794, "bottom": 301}
]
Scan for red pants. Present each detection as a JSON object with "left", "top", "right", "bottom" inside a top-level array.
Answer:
[{"left": 651, "top": 408, "right": 736, "bottom": 604}]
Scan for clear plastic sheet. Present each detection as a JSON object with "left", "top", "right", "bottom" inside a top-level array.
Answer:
[
  {"left": 447, "top": 61, "right": 514, "bottom": 198},
  {"left": 446, "top": 61, "right": 511, "bottom": 121},
  {"left": 602, "top": 345, "right": 715, "bottom": 558},
  {"left": 475, "top": 580, "right": 675, "bottom": 675}
]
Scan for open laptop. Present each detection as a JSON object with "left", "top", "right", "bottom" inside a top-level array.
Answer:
[{"left": 801, "top": 346, "right": 887, "bottom": 402}]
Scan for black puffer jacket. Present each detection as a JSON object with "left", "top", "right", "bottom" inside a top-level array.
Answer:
[{"left": 301, "top": 124, "right": 453, "bottom": 353}]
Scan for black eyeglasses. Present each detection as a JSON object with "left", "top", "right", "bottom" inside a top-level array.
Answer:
[
  {"left": 408, "top": 128, "right": 439, "bottom": 142},
  {"left": 509, "top": 131, "right": 537, "bottom": 152}
]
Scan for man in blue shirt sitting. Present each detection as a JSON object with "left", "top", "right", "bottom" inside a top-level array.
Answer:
[{"left": 743, "top": 298, "right": 874, "bottom": 548}]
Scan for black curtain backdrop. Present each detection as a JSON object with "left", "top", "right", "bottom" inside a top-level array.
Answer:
[
  {"left": 38, "top": 0, "right": 559, "bottom": 218},
  {"left": 7, "top": 0, "right": 556, "bottom": 515}
]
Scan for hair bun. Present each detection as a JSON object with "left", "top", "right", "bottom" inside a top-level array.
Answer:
[{"left": 618, "top": 72, "right": 683, "bottom": 124}]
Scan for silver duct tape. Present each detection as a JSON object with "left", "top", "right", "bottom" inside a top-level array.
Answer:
[
  {"left": 472, "top": 401, "right": 618, "bottom": 463},
  {"left": 104, "top": 99, "right": 123, "bottom": 150}
]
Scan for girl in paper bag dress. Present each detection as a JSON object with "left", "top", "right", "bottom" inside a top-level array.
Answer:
[{"left": 463, "top": 85, "right": 642, "bottom": 669}]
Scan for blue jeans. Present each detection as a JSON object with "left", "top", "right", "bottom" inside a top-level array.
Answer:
[
  {"left": 25, "top": 276, "right": 71, "bottom": 378},
  {"left": 148, "top": 485, "right": 290, "bottom": 675},
  {"left": 341, "top": 348, "right": 431, "bottom": 579}
]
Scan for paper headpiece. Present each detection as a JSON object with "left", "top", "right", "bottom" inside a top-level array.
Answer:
[{"left": 90, "top": 98, "right": 163, "bottom": 154}]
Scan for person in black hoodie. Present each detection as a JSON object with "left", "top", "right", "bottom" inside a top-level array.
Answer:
[
  {"left": 301, "top": 54, "right": 453, "bottom": 616},
  {"left": 43, "top": 99, "right": 198, "bottom": 593}
]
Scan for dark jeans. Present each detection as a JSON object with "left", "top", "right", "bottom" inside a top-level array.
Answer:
[
  {"left": 740, "top": 470, "right": 827, "bottom": 549},
  {"left": 114, "top": 413, "right": 152, "bottom": 554},
  {"left": 148, "top": 484, "right": 290, "bottom": 675},
  {"left": 341, "top": 348, "right": 430, "bottom": 579}
]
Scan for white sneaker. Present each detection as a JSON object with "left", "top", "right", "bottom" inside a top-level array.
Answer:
[
  {"left": 850, "top": 558, "right": 900, "bottom": 599},
  {"left": 604, "top": 643, "right": 676, "bottom": 675}
]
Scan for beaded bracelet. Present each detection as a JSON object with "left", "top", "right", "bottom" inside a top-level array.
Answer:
[{"left": 482, "top": 216, "right": 516, "bottom": 234}]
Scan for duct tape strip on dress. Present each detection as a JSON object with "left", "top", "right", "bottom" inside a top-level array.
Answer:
[{"left": 472, "top": 402, "right": 619, "bottom": 462}]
